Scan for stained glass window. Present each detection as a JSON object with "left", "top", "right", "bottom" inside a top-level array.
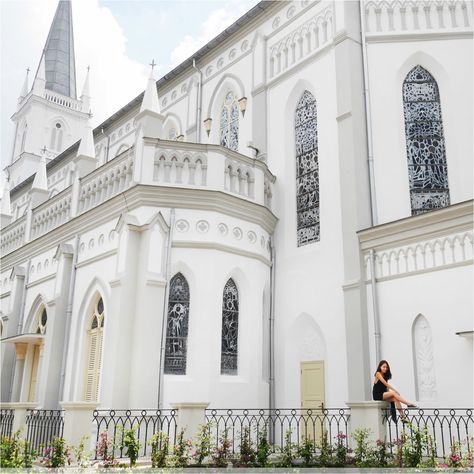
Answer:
[
  {"left": 164, "top": 273, "right": 190, "bottom": 374},
  {"left": 220, "top": 92, "right": 239, "bottom": 151},
  {"left": 221, "top": 278, "right": 239, "bottom": 375},
  {"left": 403, "top": 65, "right": 449, "bottom": 215},
  {"left": 295, "top": 90, "right": 319, "bottom": 246}
]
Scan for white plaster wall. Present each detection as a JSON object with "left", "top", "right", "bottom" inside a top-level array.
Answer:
[
  {"left": 267, "top": 44, "right": 348, "bottom": 406},
  {"left": 162, "top": 247, "right": 270, "bottom": 409},
  {"left": 375, "top": 265, "right": 473, "bottom": 407},
  {"left": 367, "top": 37, "right": 473, "bottom": 224}
]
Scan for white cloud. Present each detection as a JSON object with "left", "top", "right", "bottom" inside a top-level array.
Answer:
[{"left": 169, "top": 4, "right": 249, "bottom": 67}]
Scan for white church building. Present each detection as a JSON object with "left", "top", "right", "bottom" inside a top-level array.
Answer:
[{"left": 1, "top": 0, "right": 472, "bottom": 415}]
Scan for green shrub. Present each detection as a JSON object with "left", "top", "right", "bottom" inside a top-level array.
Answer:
[
  {"left": 120, "top": 427, "right": 141, "bottom": 466},
  {"left": 40, "top": 437, "right": 72, "bottom": 468},
  {"left": 0, "top": 431, "right": 34, "bottom": 468},
  {"left": 297, "top": 435, "right": 315, "bottom": 467},
  {"left": 149, "top": 431, "right": 169, "bottom": 468},
  {"left": 192, "top": 422, "right": 212, "bottom": 466},
  {"left": 212, "top": 428, "right": 231, "bottom": 467},
  {"left": 238, "top": 426, "right": 256, "bottom": 466},
  {"left": 255, "top": 425, "right": 271, "bottom": 467}
]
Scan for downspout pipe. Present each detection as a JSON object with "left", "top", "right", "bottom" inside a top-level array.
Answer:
[
  {"left": 59, "top": 234, "right": 80, "bottom": 402},
  {"left": 359, "top": 0, "right": 382, "bottom": 366},
  {"left": 157, "top": 208, "right": 175, "bottom": 409},
  {"left": 192, "top": 58, "right": 203, "bottom": 143},
  {"left": 8, "top": 259, "right": 31, "bottom": 401},
  {"left": 269, "top": 236, "right": 276, "bottom": 441}
]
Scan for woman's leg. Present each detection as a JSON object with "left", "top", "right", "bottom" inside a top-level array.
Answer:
[
  {"left": 383, "top": 391, "right": 408, "bottom": 418},
  {"left": 383, "top": 390, "right": 413, "bottom": 407}
]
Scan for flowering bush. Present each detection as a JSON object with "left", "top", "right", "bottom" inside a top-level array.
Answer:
[
  {"left": 297, "top": 435, "right": 315, "bottom": 467},
  {"left": 167, "top": 428, "right": 192, "bottom": 467},
  {"left": 255, "top": 425, "right": 271, "bottom": 467},
  {"left": 96, "top": 431, "right": 118, "bottom": 468},
  {"left": 192, "top": 422, "right": 212, "bottom": 466},
  {"left": 149, "top": 431, "right": 169, "bottom": 468},
  {"left": 212, "top": 428, "right": 231, "bottom": 467},
  {"left": 40, "top": 437, "right": 72, "bottom": 468}
]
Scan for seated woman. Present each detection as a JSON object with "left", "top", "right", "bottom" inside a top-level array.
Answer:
[{"left": 372, "top": 360, "right": 417, "bottom": 422}]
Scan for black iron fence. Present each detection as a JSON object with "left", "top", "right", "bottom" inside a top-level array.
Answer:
[
  {"left": 0, "top": 408, "right": 14, "bottom": 438},
  {"left": 25, "top": 409, "right": 64, "bottom": 455},
  {"left": 92, "top": 409, "right": 178, "bottom": 459},
  {"left": 206, "top": 408, "right": 350, "bottom": 454},
  {"left": 383, "top": 408, "right": 473, "bottom": 459}
]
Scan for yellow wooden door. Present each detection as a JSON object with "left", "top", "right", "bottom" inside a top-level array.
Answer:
[
  {"left": 300, "top": 361, "right": 325, "bottom": 443},
  {"left": 28, "top": 345, "right": 41, "bottom": 402}
]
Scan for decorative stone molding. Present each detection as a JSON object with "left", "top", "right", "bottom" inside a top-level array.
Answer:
[
  {"left": 268, "top": 6, "right": 334, "bottom": 79},
  {"left": 364, "top": 0, "right": 472, "bottom": 35}
]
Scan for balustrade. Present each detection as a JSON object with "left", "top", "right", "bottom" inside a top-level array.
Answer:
[{"left": 0, "top": 216, "right": 26, "bottom": 255}]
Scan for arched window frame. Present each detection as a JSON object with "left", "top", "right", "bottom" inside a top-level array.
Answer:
[
  {"left": 403, "top": 65, "right": 450, "bottom": 215},
  {"left": 164, "top": 273, "right": 190, "bottom": 375},
  {"left": 220, "top": 92, "right": 239, "bottom": 151},
  {"left": 35, "top": 307, "right": 48, "bottom": 334},
  {"left": 20, "top": 123, "right": 27, "bottom": 153},
  {"left": 84, "top": 296, "right": 105, "bottom": 401},
  {"left": 220, "top": 278, "right": 239, "bottom": 375},
  {"left": 295, "top": 90, "right": 319, "bottom": 246}
]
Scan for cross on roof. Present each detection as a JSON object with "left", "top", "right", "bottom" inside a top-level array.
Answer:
[
  {"left": 26, "top": 67, "right": 30, "bottom": 74},
  {"left": 87, "top": 65, "right": 90, "bottom": 73},
  {"left": 149, "top": 59, "right": 157, "bottom": 71},
  {"left": 41, "top": 145, "right": 47, "bottom": 155}
]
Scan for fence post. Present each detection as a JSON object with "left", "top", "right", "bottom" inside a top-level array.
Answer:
[
  {"left": 170, "top": 403, "right": 209, "bottom": 441},
  {"left": 0, "top": 402, "right": 38, "bottom": 435},
  {"left": 60, "top": 401, "right": 98, "bottom": 447},
  {"left": 346, "top": 401, "right": 387, "bottom": 444}
]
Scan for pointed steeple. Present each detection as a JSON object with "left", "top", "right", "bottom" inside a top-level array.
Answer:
[
  {"left": 34, "top": 0, "right": 77, "bottom": 98},
  {"left": 19, "top": 68, "right": 30, "bottom": 101},
  {"left": 74, "top": 117, "right": 97, "bottom": 177},
  {"left": 140, "top": 61, "right": 160, "bottom": 114},
  {"left": 32, "top": 148, "right": 48, "bottom": 191},
  {"left": 29, "top": 148, "right": 50, "bottom": 208},
  {"left": 77, "top": 118, "right": 95, "bottom": 159},
  {"left": 80, "top": 66, "right": 91, "bottom": 112}
]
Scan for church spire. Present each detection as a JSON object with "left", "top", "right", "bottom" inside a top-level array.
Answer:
[
  {"left": 80, "top": 66, "right": 91, "bottom": 113},
  {"left": 34, "top": 0, "right": 77, "bottom": 98},
  {"left": 140, "top": 61, "right": 160, "bottom": 114},
  {"left": 19, "top": 68, "right": 30, "bottom": 101}
]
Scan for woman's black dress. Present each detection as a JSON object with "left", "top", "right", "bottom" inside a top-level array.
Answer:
[{"left": 372, "top": 379, "right": 387, "bottom": 401}]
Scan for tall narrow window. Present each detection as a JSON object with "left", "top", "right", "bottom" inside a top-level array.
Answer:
[
  {"left": 84, "top": 297, "right": 105, "bottom": 401},
  {"left": 50, "top": 122, "right": 63, "bottom": 151},
  {"left": 21, "top": 124, "right": 27, "bottom": 152},
  {"left": 295, "top": 90, "right": 319, "bottom": 246},
  {"left": 403, "top": 65, "right": 449, "bottom": 215},
  {"left": 164, "top": 273, "right": 190, "bottom": 374},
  {"left": 221, "top": 278, "right": 239, "bottom": 375},
  {"left": 220, "top": 92, "right": 239, "bottom": 151},
  {"left": 29, "top": 307, "right": 47, "bottom": 402}
]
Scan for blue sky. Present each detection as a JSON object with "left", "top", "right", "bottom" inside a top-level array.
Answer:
[{"left": 0, "top": 0, "right": 259, "bottom": 180}]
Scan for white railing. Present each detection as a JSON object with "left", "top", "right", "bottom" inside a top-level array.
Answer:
[
  {"left": 150, "top": 142, "right": 275, "bottom": 208},
  {"left": 43, "top": 90, "right": 83, "bottom": 111},
  {"left": 78, "top": 148, "right": 134, "bottom": 214},
  {"left": 364, "top": 0, "right": 472, "bottom": 34},
  {"left": 30, "top": 190, "right": 72, "bottom": 240},
  {"left": 0, "top": 216, "right": 26, "bottom": 255}
]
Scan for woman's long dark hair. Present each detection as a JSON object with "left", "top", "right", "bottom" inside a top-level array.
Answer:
[{"left": 375, "top": 360, "right": 392, "bottom": 380}]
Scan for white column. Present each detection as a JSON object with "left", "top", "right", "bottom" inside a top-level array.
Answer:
[
  {"left": 170, "top": 403, "right": 209, "bottom": 440},
  {"left": 346, "top": 401, "right": 387, "bottom": 444},
  {"left": 60, "top": 401, "right": 98, "bottom": 447}
]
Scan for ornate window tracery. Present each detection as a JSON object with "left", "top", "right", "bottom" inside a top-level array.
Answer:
[
  {"left": 403, "top": 65, "right": 450, "bottom": 215},
  {"left": 84, "top": 297, "right": 105, "bottom": 401},
  {"left": 164, "top": 273, "right": 190, "bottom": 375},
  {"left": 221, "top": 278, "right": 239, "bottom": 375},
  {"left": 295, "top": 90, "right": 319, "bottom": 246},
  {"left": 220, "top": 92, "right": 239, "bottom": 151}
]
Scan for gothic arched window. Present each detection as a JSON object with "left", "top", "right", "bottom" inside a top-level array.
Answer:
[
  {"left": 221, "top": 278, "right": 239, "bottom": 375},
  {"left": 403, "top": 65, "right": 449, "bottom": 215},
  {"left": 84, "top": 297, "right": 105, "bottom": 401},
  {"left": 220, "top": 92, "right": 239, "bottom": 151},
  {"left": 295, "top": 90, "right": 319, "bottom": 246},
  {"left": 21, "top": 124, "right": 27, "bottom": 153},
  {"left": 164, "top": 273, "right": 190, "bottom": 374},
  {"left": 35, "top": 307, "right": 48, "bottom": 334}
]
